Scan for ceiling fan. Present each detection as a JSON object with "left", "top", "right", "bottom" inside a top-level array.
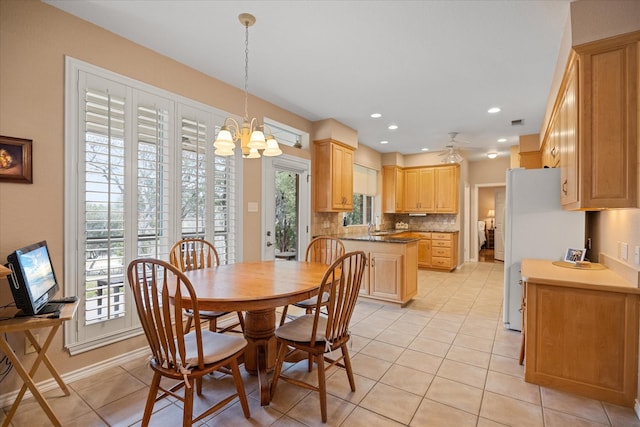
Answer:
[{"left": 438, "top": 132, "right": 471, "bottom": 164}]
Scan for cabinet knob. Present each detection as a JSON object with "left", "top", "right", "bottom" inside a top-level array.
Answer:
[{"left": 562, "top": 179, "right": 568, "bottom": 195}]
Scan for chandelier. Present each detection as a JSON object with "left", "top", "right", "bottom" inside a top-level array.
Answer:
[{"left": 213, "top": 13, "right": 282, "bottom": 158}]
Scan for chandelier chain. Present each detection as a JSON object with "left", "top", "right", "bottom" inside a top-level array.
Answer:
[{"left": 243, "top": 21, "right": 250, "bottom": 122}]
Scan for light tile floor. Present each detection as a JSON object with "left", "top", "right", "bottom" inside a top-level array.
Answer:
[{"left": 3, "top": 261, "right": 640, "bottom": 426}]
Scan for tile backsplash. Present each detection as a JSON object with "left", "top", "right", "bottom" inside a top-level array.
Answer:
[{"left": 312, "top": 212, "right": 458, "bottom": 237}]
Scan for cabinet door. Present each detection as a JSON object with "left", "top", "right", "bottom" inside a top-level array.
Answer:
[
  {"left": 418, "top": 168, "right": 435, "bottom": 211},
  {"left": 331, "top": 144, "right": 353, "bottom": 209},
  {"left": 576, "top": 41, "right": 637, "bottom": 209},
  {"left": 395, "top": 167, "right": 404, "bottom": 212},
  {"left": 434, "top": 165, "right": 458, "bottom": 213},
  {"left": 417, "top": 239, "right": 431, "bottom": 268},
  {"left": 560, "top": 58, "right": 579, "bottom": 206},
  {"left": 382, "top": 166, "right": 404, "bottom": 213},
  {"left": 404, "top": 169, "right": 419, "bottom": 212},
  {"left": 369, "top": 252, "right": 402, "bottom": 300}
]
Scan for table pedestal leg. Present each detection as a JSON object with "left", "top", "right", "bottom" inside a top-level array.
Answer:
[{"left": 243, "top": 308, "right": 277, "bottom": 406}]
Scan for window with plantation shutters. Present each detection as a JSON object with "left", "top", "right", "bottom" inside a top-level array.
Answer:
[{"left": 65, "top": 58, "right": 240, "bottom": 354}]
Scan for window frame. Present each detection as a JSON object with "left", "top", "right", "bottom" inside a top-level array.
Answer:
[{"left": 64, "top": 57, "right": 243, "bottom": 354}]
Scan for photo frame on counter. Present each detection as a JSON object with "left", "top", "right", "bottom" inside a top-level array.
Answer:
[
  {"left": 0, "top": 135, "right": 32, "bottom": 184},
  {"left": 564, "top": 247, "right": 586, "bottom": 263}
]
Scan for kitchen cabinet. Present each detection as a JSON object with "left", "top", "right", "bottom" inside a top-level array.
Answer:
[
  {"left": 313, "top": 139, "right": 354, "bottom": 212},
  {"left": 430, "top": 232, "right": 458, "bottom": 271},
  {"left": 396, "top": 231, "right": 458, "bottom": 271},
  {"left": 521, "top": 258, "right": 639, "bottom": 407},
  {"left": 543, "top": 32, "right": 639, "bottom": 209},
  {"left": 342, "top": 239, "right": 417, "bottom": 305},
  {"left": 434, "top": 165, "right": 458, "bottom": 213},
  {"left": 404, "top": 167, "right": 434, "bottom": 212},
  {"left": 417, "top": 234, "right": 431, "bottom": 268},
  {"left": 391, "top": 164, "right": 459, "bottom": 213},
  {"left": 382, "top": 165, "right": 404, "bottom": 213}
]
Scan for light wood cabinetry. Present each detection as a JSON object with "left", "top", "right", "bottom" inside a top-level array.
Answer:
[
  {"left": 396, "top": 231, "right": 458, "bottom": 271},
  {"left": 542, "top": 32, "right": 639, "bottom": 209},
  {"left": 384, "top": 164, "right": 459, "bottom": 214},
  {"left": 404, "top": 167, "right": 434, "bottom": 212},
  {"left": 416, "top": 233, "right": 432, "bottom": 268},
  {"left": 434, "top": 165, "right": 458, "bottom": 213},
  {"left": 313, "top": 139, "right": 354, "bottom": 212},
  {"left": 382, "top": 166, "right": 404, "bottom": 213},
  {"left": 522, "top": 259, "right": 639, "bottom": 407},
  {"left": 342, "top": 239, "right": 417, "bottom": 305},
  {"left": 430, "top": 232, "right": 458, "bottom": 271}
]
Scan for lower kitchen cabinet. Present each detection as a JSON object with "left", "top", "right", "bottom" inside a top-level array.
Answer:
[
  {"left": 521, "top": 258, "right": 639, "bottom": 407},
  {"left": 397, "top": 231, "right": 458, "bottom": 271},
  {"left": 342, "top": 239, "right": 417, "bottom": 305}
]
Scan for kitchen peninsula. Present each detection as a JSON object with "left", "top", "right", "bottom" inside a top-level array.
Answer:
[{"left": 340, "top": 233, "right": 419, "bottom": 306}]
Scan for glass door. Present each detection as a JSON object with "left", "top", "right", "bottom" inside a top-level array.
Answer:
[{"left": 262, "top": 155, "right": 310, "bottom": 261}]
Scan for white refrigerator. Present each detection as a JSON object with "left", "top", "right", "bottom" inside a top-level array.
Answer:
[{"left": 503, "top": 168, "right": 585, "bottom": 331}]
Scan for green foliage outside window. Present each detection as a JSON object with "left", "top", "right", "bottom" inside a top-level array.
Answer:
[{"left": 275, "top": 171, "right": 298, "bottom": 252}]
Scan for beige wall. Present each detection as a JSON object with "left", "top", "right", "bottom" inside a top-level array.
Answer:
[{"left": 0, "top": 0, "right": 315, "bottom": 393}]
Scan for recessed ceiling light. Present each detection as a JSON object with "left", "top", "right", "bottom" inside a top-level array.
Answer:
[
  {"left": 370, "top": 113, "right": 382, "bottom": 118},
  {"left": 421, "top": 148, "right": 429, "bottom": 152},
  {"left": 380, "top": 140, "right": 389, "bottom": 144},
  {"left": 488, "top": 107, "right": 501, "bottom": 114},
  {"left": 498, "top": 138, "right": 507, "bottom": 143},
  {"left": 388, "top": 124, "right": 398, "bottom": 130},
  {"left": 487, "top": 152, "right": 498, "bottom": 159}
]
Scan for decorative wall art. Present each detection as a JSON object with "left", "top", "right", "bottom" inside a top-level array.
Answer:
[{"left": 0, "top": 135, "right": 32, "bottom": 184}]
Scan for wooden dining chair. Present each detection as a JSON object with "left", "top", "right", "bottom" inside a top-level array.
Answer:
[
  {"left": 169, "top": 238, "right": 245, "bottom": 333},
  {"left": 127, "top": 258, "right": 250, "bottom": 426},
  {"left": 279, "top": 236, "right": 345, "bottom": 327},
  {"left": 270, "top": 250, "right": 366, "bottom": 422}
]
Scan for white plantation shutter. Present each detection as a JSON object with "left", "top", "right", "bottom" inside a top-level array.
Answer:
[
  {"left": 83, "top": 85, "right": 128, "bottom": 326},
  {"left": 136, "top": 102, "right": 172, "bottom": 260},
  {"left": 65, "top": 58, "right": 239, "bottom": 353}
]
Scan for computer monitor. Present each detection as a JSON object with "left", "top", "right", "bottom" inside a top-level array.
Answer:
[{"left": 5, "top": 240, "right": 60, "bottom": 315}]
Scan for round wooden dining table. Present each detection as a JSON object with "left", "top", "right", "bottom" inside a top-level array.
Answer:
[{"left": 179, "top": 260, "right": 330, "bottom": 406}]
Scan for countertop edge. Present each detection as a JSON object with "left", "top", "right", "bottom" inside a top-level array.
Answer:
[{"left": 521, "top": 258, "right": 640, "bottom": 295}]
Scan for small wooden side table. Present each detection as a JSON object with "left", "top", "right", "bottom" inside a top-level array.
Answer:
[{"left": 0, "top": 300, "right": 78, "bottom": 427}]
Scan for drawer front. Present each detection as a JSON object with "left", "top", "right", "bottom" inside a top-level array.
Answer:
[
  {"left": 432, "top": 239, "right": 450, "bottom": 248},
  {"left": 431, "top": 257, "right": 451, "bottom": 268},
  {"left": 431, "top": 232, "right": 452, "bottom": 241},
  {"left": 432, "top": 247, "right": 451, "bottom": 257}
]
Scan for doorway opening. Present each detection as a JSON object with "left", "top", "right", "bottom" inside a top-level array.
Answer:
[
  {"left": 471, "top": 183, "right": 505, "bottom": 263},
  {"left": 274, "top": 170, "right": 300, "bottom": 260},
  {"left": 262, "top": 155, "right": 310, "bottom": 261}
]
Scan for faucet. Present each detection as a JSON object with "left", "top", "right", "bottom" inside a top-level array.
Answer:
[{"left": 368, "top": 222, "right": 373, "bottom": 236}]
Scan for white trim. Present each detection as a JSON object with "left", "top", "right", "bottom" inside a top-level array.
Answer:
[
  {"left": 470, "top": 182, "right": 505, "bottom": 262},
  {"left": 262, "top": 154, "right": 311, "bottom": 261},
  {"left": 0, "top": 347, "right": 150, "bottom": 408},
  {"left": 63, "top": 56, "right": 242, "bottom": 351}
]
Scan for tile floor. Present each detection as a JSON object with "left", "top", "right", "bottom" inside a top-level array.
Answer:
[{"left": 3, "top": 261, "right": 640, "bottom": 426}]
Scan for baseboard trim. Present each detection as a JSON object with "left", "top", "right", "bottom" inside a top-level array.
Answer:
[{"left": 0, "top": 346, "right": 149, "bottom": 408}]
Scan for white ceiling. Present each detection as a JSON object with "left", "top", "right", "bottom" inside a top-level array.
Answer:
[{"left": 44, "top": 0, "right": 572, "bottom": 161}]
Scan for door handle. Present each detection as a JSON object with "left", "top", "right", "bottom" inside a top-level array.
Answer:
[{"left": 266, "top": 241, "right": 273, "bottom": 247}]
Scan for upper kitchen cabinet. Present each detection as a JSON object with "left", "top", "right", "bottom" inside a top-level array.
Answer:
[
  {"left": 546, "top": 32, "right": 639, "bottom": 210},
  {"left": 384, "top": 164, "right": 459, "bottom": 214},
  {"left": 404, "top": 167, "right": 434, "bottom": 212},
  {"left": 382, "top": 165, "right": 404, "bottom": 213},
  {"left": 434, "top": 164, "right": 459, "bottom": 213},
  {"left": 313, "top": 139, "right": 354, "bottom": 212}
]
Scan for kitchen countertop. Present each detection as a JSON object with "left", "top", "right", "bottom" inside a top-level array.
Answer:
[
  {"left": 521, "top": 258, "right": 640, "bottom": 294},
  {"left": 336, "top": 229, "right": 458, "bottom": 243}
]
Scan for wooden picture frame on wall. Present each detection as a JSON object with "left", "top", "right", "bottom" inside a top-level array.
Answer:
[{"left": 0, "top": 135, "right": 33, "bottom": 184}]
